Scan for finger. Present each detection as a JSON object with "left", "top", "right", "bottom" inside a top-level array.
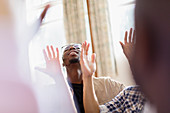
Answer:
[
  {"left": 84, "top": 41, "right": 87, "bottom": 48},
  {"left": 80, "top": 43, "right": 85, "bottom": 63},
  {"left": 56, "top": 48, "right": 60, "bottom": 60},
  {"left": 43, "top": 49, "right": 48, "bottom": 61},
  {"left": 91, "top": 53, "right": 96, "bottom": 63},
  {"left": 85, "top": 43, "right": 90, "bottom": 55},
  {"left": 83, "top": 41, "right": 88, "bottom": 59},
  {"left": 132, "top": 30, "right": 136, "bottom": 43},
  {"left": 119, "top": 41, "right": 124, "bottom": 49},
  {"left": 50, "top": 45, "right": 55, "bottom": 58},
  {"left": 83, "top": 42, "right": 88, "bottom": 59},
  {"left": 40, "top": 4, "right": 50, "bottom": 22},
  {"left": 124, "top": 31, "right": 128, "bottom": 44},
  {"left": 47, "top": 45, "right": 52, "bottom": 59},
  {"left": 83, "top": 42, "right": 86, "bottom": 55},
  {"left": 91, "top": 53, "right": 96, "bottom": 72},
  {"left": 82, "top": 42, "right": 86, "bottom": 57},
  {"left": 129, "top": 28, "right": 133, "bottom": 43}
]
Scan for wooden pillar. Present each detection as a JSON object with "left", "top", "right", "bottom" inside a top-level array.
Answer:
[{"left": 86, "top": 0, "right": 98, "bottom": 77}]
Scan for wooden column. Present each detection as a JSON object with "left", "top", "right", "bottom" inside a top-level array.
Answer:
[{"left": 86, "top": 0, "right": 98, "bottom": 77}]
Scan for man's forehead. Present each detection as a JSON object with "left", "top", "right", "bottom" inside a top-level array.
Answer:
[{"left": 63, "top": 43, "right": 81, "bottom": 50}]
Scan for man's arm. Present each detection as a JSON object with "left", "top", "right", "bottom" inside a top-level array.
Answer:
[
  {"left": 80, "top": 41, "right": 100, "bottom": 113},
  {"left": 28, "top": 4, "right": 50, "bottom": 39},
  {"left": 36, "top": 45, "right": 77, "bottom": 113},
  {"left": 83, "top": 76, "right": 99, "bottom": 113}
]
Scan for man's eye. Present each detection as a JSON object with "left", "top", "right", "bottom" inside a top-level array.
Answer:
[{"left": 64, "top": 49, "right": 68, "bottom": 52}]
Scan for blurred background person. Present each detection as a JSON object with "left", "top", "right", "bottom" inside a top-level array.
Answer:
[
  {"left": 0, "top": 0, "right": 39, "bottom": 113},
  {"left": 0, "top": 0, "right": 76, "bottom": 113},
  {"left": 134, "top": 0, "right": 170, "bottom": 113}
]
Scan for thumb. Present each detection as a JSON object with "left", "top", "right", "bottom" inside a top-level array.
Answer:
[{"left": 119, "top": 41, "right": 124, "bottom": 49}]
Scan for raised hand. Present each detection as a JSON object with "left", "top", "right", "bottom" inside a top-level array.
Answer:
[
  {"left": 80, "top": 41, "right": 96, "bottom": 79},
  {"left": 120, "top": 28, "right": 135, "bottom": 62},
  {"left": 30, "top": 4, "right": 50, "bottom": 38},
  {"left": 81, "top": 42, "right": 99, "bottom": 113},
  {"left": 36, "top": 45, "right": 62, "bottom": 79},
  {"left": 40, "top": 4, "right": 50, "bottom": 23}
]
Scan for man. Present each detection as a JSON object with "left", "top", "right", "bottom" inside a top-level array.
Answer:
[
  {"left": 37, "top": 27, "right": 147, "bottom": 113},
  {"left": 62, "top": 43, "right": 125, "bottom": 112},
  {"left": 81, "top": 29, "right": 146, "bottom": 113},
  {"left": 38, "top": 43, "right": 125, "bottom": 113}
]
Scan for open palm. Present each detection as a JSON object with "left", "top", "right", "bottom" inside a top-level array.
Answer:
[
  {"left": 80, "top": 41, "right": 96, "bottom": 79},
  {"left": 36, "top": 45, "right": 62, "bottom": 79},
  {"left": 120, "top": 28, "right": 135, "bottom": 62}
]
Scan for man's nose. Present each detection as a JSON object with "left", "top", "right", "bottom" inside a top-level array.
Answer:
[{"left": 69, "top": 46, "right": 76, "bottom": 50}]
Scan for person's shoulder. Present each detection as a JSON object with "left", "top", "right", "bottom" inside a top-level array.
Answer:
[
  {"left": 93, "top": 76, "right": 125, "bottom": 88},
  {"left": 92, "top": 76, "right": 112, "bottom": 87},
  {"left": 93, "top": 76, "right": 114, "bottom": 84},
  {"left": 123, "top": 85, "right": 144, "bottom": 97},
  {"left": 93, "top": 76, "right": 111, "bottom": 80},
  {"left": 125, "top": 85, "right": 140, "bottom": 91},
  {"left": 93, "top": 76, "right": 120, "bottom": 81}
]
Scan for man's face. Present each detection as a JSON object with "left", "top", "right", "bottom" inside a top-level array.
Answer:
[{"left": 62, "top": 44, "right": 81, "bottom": 66}]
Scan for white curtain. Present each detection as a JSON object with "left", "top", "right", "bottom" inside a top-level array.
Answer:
[
  {"left": 87, "top": 0, "right": 117, "bottom": 77},
  {"left": 63, "top": 0, "right": 87, "bottom": 44}
]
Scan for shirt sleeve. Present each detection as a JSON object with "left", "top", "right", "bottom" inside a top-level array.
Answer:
[
  {"left": 108, "top": 78, "right": 126, "bottom": 94},
  {"left": 99, "top": 86, "right": 146, "bottom": 113}
]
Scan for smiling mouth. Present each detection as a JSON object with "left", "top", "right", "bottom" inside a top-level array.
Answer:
[
  {"left": 68, "top": 51, "right": 79, "bottom": 55},
  {"left": 69, "top": 52, "right": 78, "bottom": 56}
]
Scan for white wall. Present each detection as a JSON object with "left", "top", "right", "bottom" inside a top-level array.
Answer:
[{"left": 108, "top": 0, "right": 136, "bottom": 86}]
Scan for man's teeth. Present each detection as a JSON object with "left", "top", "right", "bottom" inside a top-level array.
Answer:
[{"left": 70, "top": 52, "right": 77, "bottom": 55}]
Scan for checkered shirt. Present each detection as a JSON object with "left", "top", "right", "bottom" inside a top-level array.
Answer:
[{"left": 99, "top": 86, "right": 145, "bottom": 113}]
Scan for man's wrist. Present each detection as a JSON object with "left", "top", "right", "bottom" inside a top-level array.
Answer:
[
  {"left": 83, "top": 74, "right": 94, "bottom": 87},
  {"left": 83, "top": 75, "right": 92, "bottom": 81}
]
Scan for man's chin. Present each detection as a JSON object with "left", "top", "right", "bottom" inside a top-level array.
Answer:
[{"left": 69, "top": 58, "right": 80, "bottom": 64}]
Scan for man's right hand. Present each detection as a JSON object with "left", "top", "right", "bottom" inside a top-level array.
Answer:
[{"left": 35, "top": 45, "right": 62, "bottom": 79}]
